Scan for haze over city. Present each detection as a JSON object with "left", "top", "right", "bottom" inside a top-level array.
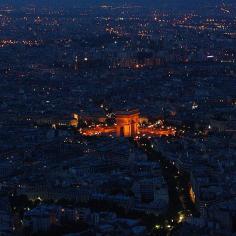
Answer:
[{"left": 2, "top": 0, "right": 236, "bottom": 7}]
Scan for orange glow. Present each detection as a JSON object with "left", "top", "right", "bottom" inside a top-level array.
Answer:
[
  {"left": 139, "top": 127, "right": 176, "bottom": 137},
  {"left": 77, "top": 110, "right": 176, "bottom": 138},
  {"left": 189, "top": 187, "right": 196, "bottom": 204},
  {"left": 80, "top": 125, "right": 176, "bottom": 138},
  {"left": 80, "top": 126, "right": 116, "bottom": 136}
]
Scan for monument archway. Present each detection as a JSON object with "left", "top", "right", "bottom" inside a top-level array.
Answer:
[{"left": 115, "top": 109, "right": 140, "bottom": 137}]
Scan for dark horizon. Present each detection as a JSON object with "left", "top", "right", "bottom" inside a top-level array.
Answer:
[{"left": 1, "top": 0, "right": 235, "bottom": 8}]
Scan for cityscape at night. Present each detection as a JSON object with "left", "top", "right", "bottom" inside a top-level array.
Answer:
[{"left": 0, "top": 0, "right": 236, "bottom": 235}]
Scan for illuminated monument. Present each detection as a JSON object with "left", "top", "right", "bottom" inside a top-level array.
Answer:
[
  {"left": 115, "top": 109, "right": 140, "bottom": 137},
  {"left": 75, "top": 108, "right": 176, "bottom": 137}
]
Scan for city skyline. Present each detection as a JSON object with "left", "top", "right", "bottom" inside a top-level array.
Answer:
[
  {"left": 0, "top": 1, "right": 235, "bottom": 236},
  {"left": 2, "top": 0, "right": 236, "bottom": 8}
]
